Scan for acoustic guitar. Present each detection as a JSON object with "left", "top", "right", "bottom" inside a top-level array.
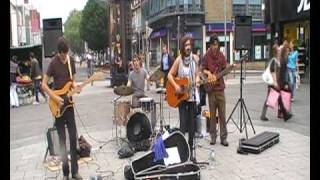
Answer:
[
  {"left": 48, "top": 72, "right": 104, "bottom": 118},
  {"left": 166, "top": 64, "right": 234, "bottom": 108}
]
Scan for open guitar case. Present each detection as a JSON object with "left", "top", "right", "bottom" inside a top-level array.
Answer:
[{"left": 125, "top": 131, "right": 201, "bottom": 180}]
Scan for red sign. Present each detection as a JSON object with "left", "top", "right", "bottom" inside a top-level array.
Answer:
[{"left": 30, "top": 10, "right": 40, "bottom": 32}]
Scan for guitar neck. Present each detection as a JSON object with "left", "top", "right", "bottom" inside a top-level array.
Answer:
[
  {"left": 66, "top": 72, "right": 102, "bottom": 97},
  {"left": 199, "top": 64, "right": 234, "bottom": 85}
]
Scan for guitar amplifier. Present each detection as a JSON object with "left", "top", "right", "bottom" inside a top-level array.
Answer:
[
  {"left": 46, "top": 126, "right": 80, "bottom": 156},
  {"left": 240, "top": 131, "right": 279, "bottom": 154}
]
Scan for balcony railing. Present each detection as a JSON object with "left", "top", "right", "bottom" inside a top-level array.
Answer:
[{"left": 147, "top": 5, "right": 204, "bottom": 24}]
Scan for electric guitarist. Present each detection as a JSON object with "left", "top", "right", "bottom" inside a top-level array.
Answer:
[
  {"left": 41, "top": 37, "right": 83, "bottom": 180},
  {"left": 167, "top": 35, "right": 200, "bottom": 162},
  {"left": 202, "top": 34, "right": 232, "bottom": 147}
]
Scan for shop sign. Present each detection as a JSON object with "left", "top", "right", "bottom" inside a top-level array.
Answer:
[{"left": 297, "top": 0, "right": 310, "bottom": 13}]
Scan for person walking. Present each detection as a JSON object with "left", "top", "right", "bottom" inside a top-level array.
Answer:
[
  {"left": 260, "top": 43, "right": 292, "bottom": 122},
  {"left": 28, "top": 52, "right": 47, "bottom": 105},
  {"left": 287, "top": 40, "right": 299, "bottom": 101}
]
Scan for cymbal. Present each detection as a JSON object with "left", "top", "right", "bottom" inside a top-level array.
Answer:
[
  {"left": 148, "top": 69, "right": 165, "bottom": 81},
  {"left": 114, "top": 85, "right": 134, "bottom": 96}
]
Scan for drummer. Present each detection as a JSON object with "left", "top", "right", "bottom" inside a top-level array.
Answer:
[{"left": 127, "top": 55, "right": 151, "bottom": 108}]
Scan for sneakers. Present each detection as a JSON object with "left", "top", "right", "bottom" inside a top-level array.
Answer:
[
  {"left": 220, "top": 139, "right": 229, "bottom": 146},
  {"left": 291, "top": 98, "right": 294, "bottom": 102},
  {"left": 32, "top": 101, "right": 39, "bottom": 105},
  {"left": 72, "top": 173, "right": 83, "bottom": 180},
  {"left": 210, "top": 135, "right": 216, "bottom": 145},
  {"left": 260, "top": 116, "right": 269, "bottom": 121},
  {"left": 284, "top": 114, "right": 293, "bottom": 122},
  {"left": 62, "top": 176, "right": 69, "bottom": 180}
]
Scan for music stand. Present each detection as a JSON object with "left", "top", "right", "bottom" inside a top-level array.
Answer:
[{"left": 226, "top": 51, "right": 256, "bottom": 139}]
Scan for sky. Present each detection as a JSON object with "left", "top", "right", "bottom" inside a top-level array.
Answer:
[{"left": 18, "top": 0, "right": 88, "bottom": 26}]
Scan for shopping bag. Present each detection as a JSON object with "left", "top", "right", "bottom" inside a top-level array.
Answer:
[
  {"left": 266, "top": 88, "right": 280, "bottom": 109},
  {"left": 262, "top": 58, "right": 275, "bottom": 85},
  {"left": 280, "top": 90, "right": 291, "bottom": 112}
]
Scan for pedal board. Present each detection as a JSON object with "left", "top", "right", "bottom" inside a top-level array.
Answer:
[{"left": 240, "top": 131, "right": 279, "bottom": 154}]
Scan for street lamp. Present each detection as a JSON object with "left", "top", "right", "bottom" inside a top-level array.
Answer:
[{"left": 224, "top": 0, "right": 227, "bottom": 57}]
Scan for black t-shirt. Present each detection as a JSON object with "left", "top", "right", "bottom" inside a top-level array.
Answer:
[
  {"left": 46, "top": 55, "right": 76, "bottom": 90},
  {"left": 270, "top": 58, "right": 287, "bottom": 89}
]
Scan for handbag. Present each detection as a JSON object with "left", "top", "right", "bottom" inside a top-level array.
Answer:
[
  {"left": 262, "top": 58, "right": 275, "bottom": 85},
  {"left": 266, "top": 88, "right": 280, "bottom": 109},
  {"left": 280, "top": 90, "right": 291, "bottom": 112}
]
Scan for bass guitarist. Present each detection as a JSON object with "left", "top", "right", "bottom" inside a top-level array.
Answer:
[
  {"left": 167, "top": 35, "right": 200, "bottom": 162},
  {"left": 41, "top": 37, "right": 83, "bottom": 180},
  {"left": 202, "top": 34, "right": 231, "bottom": 147}
]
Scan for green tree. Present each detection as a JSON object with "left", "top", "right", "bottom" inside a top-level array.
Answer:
[
  {"left": 64, "top": 9, "right": 85, "bottom": 54},
  {"left": 80, "top": 0, "right": 109, "bottom": 52}
]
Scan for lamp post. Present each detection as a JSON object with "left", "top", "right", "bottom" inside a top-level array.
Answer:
[{"left": 224, "top": 0, "right": 227, "bottom": 57}]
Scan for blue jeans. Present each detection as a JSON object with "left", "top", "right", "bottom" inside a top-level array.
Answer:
[{"left": 287, "top": 68, "right": 296, "bottom": 98}]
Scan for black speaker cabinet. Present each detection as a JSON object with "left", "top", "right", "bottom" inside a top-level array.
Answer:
[
  {"left": 43, "top": 18, "right": 63, "bottom": 57},
  {"left": 46, "top": 126, "right": 80, "bottom": 156},
  {"left": 235, "top": 16, "right": 252, "bottom": 50}
]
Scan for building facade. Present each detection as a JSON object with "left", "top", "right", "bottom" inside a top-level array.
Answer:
[
  {"left": 10, "top": 0, "right": 41, "bottom": 47},
  {"left": 205, "top": 0, "right": 233, "bottom": 61},
  {"left": 143, "top": 0, "right": 205, "bottom": 66}
]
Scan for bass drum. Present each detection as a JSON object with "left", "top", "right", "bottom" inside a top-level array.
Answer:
[{"left": 127, "top": 112, "right": 152, "bottom": 142}]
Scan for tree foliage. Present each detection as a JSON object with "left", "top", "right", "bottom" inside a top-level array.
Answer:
[
  {"left": 80, "top": 0, "right": 109, "bottom": 52},
  {"left": 64, "top": 9, "right": 85, "bottom": 54}
]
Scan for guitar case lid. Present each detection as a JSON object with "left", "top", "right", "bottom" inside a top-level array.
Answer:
[{"left": 131, "top": 131, "right": 191, "bottom": 175}]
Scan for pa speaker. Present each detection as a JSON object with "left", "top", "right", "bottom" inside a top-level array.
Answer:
[
  {"left": 235, "top": 16, "right": 252, "bottom": 50},
  {"left": 43, "top": 18, "right": 63, "bottom": 57}
]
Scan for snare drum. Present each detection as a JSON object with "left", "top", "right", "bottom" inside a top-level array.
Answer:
[
  {"left": 139, "top": 97, "right": 154, "bottom": 112},
  {"left": 114, "top": 100, "right": 131, "bottom": 126}
]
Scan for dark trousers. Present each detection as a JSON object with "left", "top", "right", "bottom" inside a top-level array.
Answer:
[
  {"left": 55, "top": 108, "right": 78, "bottom": 176},
  {"left": 178, "top": 101, "right": 196, "bottom": 154},
  {"left": 261, "top": 86, "right": 291, "bottom": 119},
  {"left": 207, "top": 91, "right": 227, "bottom": 141},
  {"left": 34, "top": 79, "right": 46, "bottom": 102}
]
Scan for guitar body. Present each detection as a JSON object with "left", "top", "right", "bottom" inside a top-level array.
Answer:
[
  {"left": 166, "top": 77, "right": 190, "bottom": 108},
  {"left": 49, "top": 81, "right": 74, "bottom": 118}
]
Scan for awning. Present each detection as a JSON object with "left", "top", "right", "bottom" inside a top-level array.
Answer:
[{"left": 206, "top": 23, "right": 266, "bottom": 32}]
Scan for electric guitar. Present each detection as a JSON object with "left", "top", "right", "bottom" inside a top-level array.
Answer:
[
  {"left": 166, "top": 64, "right": 234, "bottom": 108},
  {"left": 48, "top": 72, "right": 104, "bottom": 118}
]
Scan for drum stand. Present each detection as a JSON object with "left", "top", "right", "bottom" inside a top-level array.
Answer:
[
  {"left": 156, "top": 87, "right": 166, "bottom": 133},
  {"left": 100, "top": 95, "right": 126, "bottom": 149}
]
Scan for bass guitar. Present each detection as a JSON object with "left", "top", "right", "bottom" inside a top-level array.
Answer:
[
  {"left": 166, "top": 64, "right": 234, "bottom": 108},
  {"left": 48, "top": 72, "right": 104, "bottom": 118}
]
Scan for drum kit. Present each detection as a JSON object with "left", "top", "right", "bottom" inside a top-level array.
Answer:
[{"left": 111, "top": 69, "right": 167, "bottom": 144}]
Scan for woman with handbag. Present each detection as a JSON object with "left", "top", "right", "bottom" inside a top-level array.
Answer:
[{"left": 260, "top": 43, "right": 293, "bottom": 121}]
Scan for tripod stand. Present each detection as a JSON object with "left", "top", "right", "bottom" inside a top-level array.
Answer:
[
  {"left": 100, "top": 95, "right": 127, "bottom": 149},
  {"left": 226, "top": 52, "right": 255, "bottom": 139}
]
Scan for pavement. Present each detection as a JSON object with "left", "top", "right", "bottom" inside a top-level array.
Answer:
[{"left": 10, "top": 68, "right": 310, "bottom": 180}]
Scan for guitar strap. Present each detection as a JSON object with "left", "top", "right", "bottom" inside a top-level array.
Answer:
[{"left": 67, "top": 55, "right": 73, "bottom": 80}]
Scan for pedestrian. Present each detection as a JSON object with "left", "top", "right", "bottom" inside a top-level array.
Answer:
[
  {"left": 41, "top": 37, "right": 83, "bottom": 180},
  {"left": 10, "top": 56, "right": 20, "bottom": 108},
  {"left": 28, "top": 52, "right": 47, "bottom": 105},
  {"left": 160, "top": 45, "right": 174, "bottom": 87},
  {"left": 287, "top": 40, "right": 299, "bottom": 101},
  {"left": 260, "top": 43, "right": 292, "bottom": 122},
  {"left": 202, "top": 34, "right": 229, "bottom": 146},
  {"left": 167, "top": 35, "right": 201, "bottom": 161}
]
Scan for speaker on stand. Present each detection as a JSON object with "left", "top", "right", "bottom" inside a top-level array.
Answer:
[
  {"left": 227, "top": 16, "right": 256, "bottom": 140},
  {"left": 42, "top": 18, "right": 63, "bottom": 58}
]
